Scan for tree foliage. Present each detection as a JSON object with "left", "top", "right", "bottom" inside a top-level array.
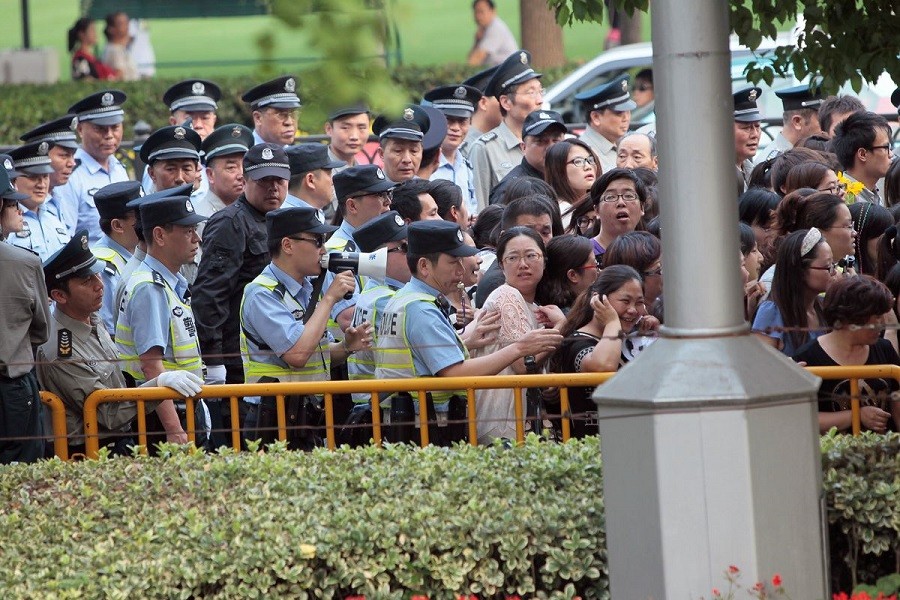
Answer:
[{"left": 546, "top": 0, "right": 900, "bottom": 93}]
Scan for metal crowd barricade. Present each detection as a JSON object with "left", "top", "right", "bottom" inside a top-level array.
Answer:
[
  {"left": 39, "top": 391, "right": 69, "bottom": 461},
  {"left": 805, "top": 364, "right": 900, "bottom": 436}
]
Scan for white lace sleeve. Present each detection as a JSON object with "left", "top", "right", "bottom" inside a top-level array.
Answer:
[{"left": 484, "top": 284, "right": 538, "bottom": 344}]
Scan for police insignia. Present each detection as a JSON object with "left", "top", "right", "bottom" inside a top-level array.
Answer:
[
  {"left": 173, "top": 306, "right": 184, "bottom": 317},
  {"left": 285, "top": 78, "right": 296, "bottom": 92},
  {"left": 152, "top": 271, "right": 165, "bottom": 286},
  {"left": 80, "top": 234, "right": 88, "bottom": 250},
  {"left": 192, "top": 81, "right": 205, "bottom": 95},
  {"left": 456, "top": 230, "right": 463, "bottom": 242},
  {"left": 621, "top": 80, "right": 628, "bottom": 92},
  {"left": 403, "top": 108, "right": 414, "bottom": 121},
  {"left": 376, "top": 168, "right": 385, "bottom": 179},
  {"left": 539, "top": 112, "right": 550, "bottom": 119},
  {"left": 261, "top": 147, "right": 274, "bottom": 160},
  {"left": 232, "top": 126, "right": 242, "bottom": 138},
  {"left": 291, "top": 309, "right": 303, "bottom": 320},
  {"left": 3, "top": 158, "right": 11, "bottom": 170},
  {"left": 174, "top": 127, "right": 186, "bottom": 140},
  {"left": 58, "top": 329, "right": 73, "bottom": 359},
  {"left": 394, "top": 214, "right": 404, "bottom": 227},
  {"left": 748, "top": 89, "right": 758, "bottom": 102},
  {"left": 315, "top": 210, "right": 324, "bottom": 224},
  {"left": 519, "top": 52, "right": 527, "bottom": 64},
  {"left": 454, "top": 86, "right": 466, "bottom": 99},
  {"left": 70, "top": 116, "right": 78, "bottom": 131},
  {"left": 38, "top": 142, "right": 49, "bottom": 155},
  {"left": 101, "top": 92, "right": 114, "bottom": 106}
]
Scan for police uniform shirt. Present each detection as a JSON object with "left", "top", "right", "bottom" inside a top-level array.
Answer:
[
  {"left": 459, "top": 126, "right": 483, "bottom": 160},
  {"left": 282, "top": 194, "right": 314, "bottom": 209},
  {"left": 114, "top": 245, "right": 146, "bottom": 327},
  {"left": 326, "top": 220, "right": 358, "bottom": 252},
  {"left": 8, "top": 203, "right": 70, "bottom": 261},
  {"left": 468, "top": 121, "right": 524, "bottom": 212},
  {"left": 140, "top": 167, "right": 209, "bottom": 204},
  {"left": 0, "top": 243, "right": 49, "bottom": 378},
  {"left": 579, "top": 126, "right": 618, "bottom": 175},
  {"left": 252, "top": 129, "right": 294, "bottom": 150},
  {"left": 53, "top": 148, "right": 129, "bottom": 242},
  {"left": 37, "top": 307, "right": 141, "bottom": 443},
  {"left": 754, "top": 132, "right": 793, "bottom": 166},
  {"left": 93, "top": 235, "right": 133, "bottom": 337},
  {"left": 431, "top": 149, "right": 477, "bottom": 216}
]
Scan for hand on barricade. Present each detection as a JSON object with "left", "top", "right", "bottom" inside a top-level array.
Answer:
[
  {"left": 157, "top": 371, "right": 204, "bottom": 397},
  {"left": 204, "top": 364, "right": 227, "bottom": 385},
  {"left": 861, "top": 406, "right": 891, "bottom": 434}
]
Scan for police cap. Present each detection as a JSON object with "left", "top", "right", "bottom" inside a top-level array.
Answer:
[
  {"left": 20, "top": 114, "right": 80, "bottom": 150},
  {"left": 485, "top": 51, "right": 542, "bottom": 98},
  {"left": 140, "top": 196, "right": 207, "bottom": 230},
  {"left": 522, "top": 110, "right": 567, "bottom": 138},
  {"left": 372, "top": 105, "right": 431, "bottom": 142},
  {"left": 423, "top": 85, "right": 483, "bottom": 118},
  {"left": 328, "top": 104, "right": 370, "bottom": 121},
  {"left": 1, "top": 153, "right": 22, "bottom": 181},
  {"left": 733, "top": 86, "right": 763, "bottom": 122},
  {"left": 408, "top": 220, "right": 478, "bottom": 257},
  {"left": 202, "top": 123, "right": 254, "bottom": 164},
  {"left": 420, "top": 106, "right": 448, "bottom": 154},
  {"left": 8, "top": 141, "right": 54, "bottom": 175},
  {"left": 68, "top": 90, "right": 127, "bottom": 126},
  {"left": 463, "top": 66, "right": 499, "bottom": 93},
  {"left": 286, "top": 143, "right": 346, "bottom": 176},
  {"left": 43, "top": 230, "right": 104, "bottom": 290},
  {"left": 243, "top": 143, "right": 291, "bottom": 181},
  {"left": 333, "top": 165, "right": 396, "bottom": 202},
  {"left": 94, "top": 181, "right": 143, "bottom": 219},
  {"left": 163, "top": 79, "right": 221, "bottom": 113},
  {"left": 774, "top": 82, "right": 826, "bottom": 112},
  {"left": 127, "top": 183, "right": 193, "bottom": 232},
  {"left": 354, "top": 210, "right": 407, "bottom": 253},
  {"left": 574, "top": 74, "right": 637, "bottom": 112},
  {"left": 0, "top": 166, "right": 27, "bottom": 203},
  {"left": 266, "top": 206, "right": 337, "bottom": 241},
  {"left": 139, "top": 125, "right": 202, "bottom": 164},
  {"left": 242, "top": 76, "right": 302, "bottom": 110}
]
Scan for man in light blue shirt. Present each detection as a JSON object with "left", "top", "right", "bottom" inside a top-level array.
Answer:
[
  {"left": 53, "top": 91, "right": 130, "bottom": 243},
  {"left": 19, "top": 114, "right": 81, "bottom": 222}
]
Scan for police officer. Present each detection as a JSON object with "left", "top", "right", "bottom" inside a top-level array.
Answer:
[
  {"left": 329, "top": 165, "right": 396, "bottom": 252},
  {"left": 460, "top": 66, "right": 500, "bottom": 158},
  {"left": 0, "top": 166, "right": 27, "bottom": 239},
  {"left": 324, "top": 105, "right": 371, "bottom": 174},
  {"left": 53, "top": 90, "right": 130, "bottom": 242},
  {"left": 92, "top": 180, "right": 141, "bottom": 337},
  {"left": 19, "top": 114, "right": 80, "bottom": 213},
  {"left": 0, "top": 167, "right": 49, "bottom": 463},
  {"left": 242, "top": 75, "right": 302, "bottom": 147},
  {"left": 467, "top": 51, "right": 543, "bottom": 211},
  {"left": 38, "top": 232, "right": 202, "bottom": 454},
  {"left": 240, "top": 206, "right": 371, "bottom": 445},
  {"left": 425, "top": 84, "right": 482, "bottom": 217},
  {"left": 195, "top": 123, "right": 254, "bottom": 234},
  {"left": 284, "top": 143, "right": 345, "bottom": 212},
  {"left": 372, "top": 105, "right": 431, "bottom": 184},
  {"left": 754, "top": 82, "right": 826, "bottom": 164},
  {"left": 489, "top": 110, "right": 567, "bottom": 205},
  {"left": 140, "top": 124, "right": 203, "bottom": 198},
  {"left": 374, "top": 220, "right": 561, "bottom": 444},
  {"left": 576, "top": 74, "right": 637, "bottom": 174},
  {"left": 733, "top": 86, "right": 764, "bottom": 190},
  {"left": 7, "top": 141, "right": 71, "bottom": 261}
]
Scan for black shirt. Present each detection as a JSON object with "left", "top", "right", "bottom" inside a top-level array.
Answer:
[{"left": 488, "top": 157, "right": 543, "bottom": 205}]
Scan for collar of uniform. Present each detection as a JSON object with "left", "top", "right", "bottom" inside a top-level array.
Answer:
[
  {"left": 97, "top": 235, "right": 133, "bottom": 261},
  {"left": 75, "top": 147, "right": 121, "bottom": 176},
  {"left": 283, "top": 194, "right": 314, "bottom": 209},
  {"left": 584, "top": 126, "right": 616, "bottom": 152},
  {"left": 520, "top": 157, "right": 543, "bottom": 178},
  {"left": 199, "top": 190, "right": 226, "bottom": 215},
  {"left": 53, "top": 304, "right": 98, "bottom": 340},
  {"left": 337, "top": 220, "right": 356, "bottom": 239},
  {"left": 142, "top": 253, "right": 188, "bottom": 298},
  {"left": 237, "top": 195, "right": 267, "bottom": 220},
  {"left": 408, "top": 275, "right": 442, "bottom": 298},
  {"left": 497, "top": 121, "right": 522, "bottom": 150},
  {"left": 133, "top": 245, "right": 147, "bottom": 262},
  {"left": 267, "top": 262, "right": 310, "bottom": 304},
  {"left": 384, "top": 276, "right": 404, "bottom": 290}
]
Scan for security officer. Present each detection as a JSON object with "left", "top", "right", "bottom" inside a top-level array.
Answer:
[
  {"left": 38, "top": 232, "right": 202, "bottom": 454},
  {"left": 0, "top": 167, "right": 49, "bottom": 463},
  {"left": 240, "top": 206, "right": 371, "bottom": 446},
  {"left": 425, "top": 84, "right": 482, "bottom": 216},
  {"left": 140, "top": 124, "right": 203, "bottom": 198},
  {"left": 19, "top": 114, "right": 80, "bottom": 212},
  {"left": 324, "top": 104, "right": 371, "bottom": 174},
  {"left": 460, "top": 66, "right": 500, "bottom": 158},
  {"left": 372, "top": 105, "right": 431, "bottom": 184},
  {"left": 7, "top": 141, "right": 71, "bottom": 261},
  {"left": 733, "top": 86, "right": 764, "bottom": 190},
  {"left": 576, "top": 74, "right": 637, "bottom": 174},
  {"left": 467, "top": 51, "right": 543, "bottom": 211},
  {"left": 329, "top": 164, "right": 396, "bottom": 252},
  {"left": 374, "top": 220, "right": 561, "bottom": 444},
  {"left": 92, "top": 180, "right": 141, "bottom": 337},
  {"left": 284, "top": 143, "right": 345, "bottom": 212},
  {"left": 489, "top": 110, "right": 567, "bottom": 205},
  {"left": 53, "top": 90, "right": 130, "bottom": 242},
  {"left": 241, "top": 75, "right": 302, "bottom": 147},
  {"left": 755, "top": 82, "right": 826, "bottom": 164}
]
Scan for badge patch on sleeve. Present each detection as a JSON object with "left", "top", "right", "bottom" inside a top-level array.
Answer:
[{"left": 58, "top": 329, "right": 73, "bottom": 359}]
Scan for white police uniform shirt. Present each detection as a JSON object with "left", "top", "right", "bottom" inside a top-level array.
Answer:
[
  {"left": 754, "top": 132, "right": 792, "bottom": 166},
  {"left": 53, "top": 149, "right": 129, "bottom": 243},
  {"left": 431, "top": 150, "right": 477, "bottom": 216},
  {"left": 579, "top": 127, "right": 617, "bottom": 175},
  {"left": 93, "top": 235, "right": 133, "bottom": 337},
  {"left": 140, "top": 167, "right": 209, "bottom": 204},
  {"left": 468, "top": 121, "right": 523, "bottom": 212},
  {"left": 8, "top": 202, "right": 70, "bottom": 261},
  {"left": 252, "top": 129, "right": 293, "bottom": 149}
]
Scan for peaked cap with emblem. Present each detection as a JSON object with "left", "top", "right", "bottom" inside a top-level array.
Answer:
[
  {"left": 286, "top": 143, "right": 346, "bottom": 176},
  {"left": 163, "top": 79, "right": 222, "bottom": 113},
  {"left": 0, "top": 166, "right": 28, "bottom": 202},
  {"left": 267, "top": 206, "right": 337, "bottom": 240},
  {"left": 463, "top": 65, "right": 499, "bottom": 93},
  {"left": 42, "top": 230, "right": 105, "bottom": 291},
  {"left": 733, "top": 86, "right": 763, "bottom": 122},
  {"left": 333, "top": 165, "right": 396, "bottom": 202},
  {"left": 20, "top": 114, "right": 80, "bottom": 150},
  {"left": 522, "top": 109, "right": 567, "bottom": 138},
  {"left": 774, "top": 81, "right": 825, "bottom": 112},
  {"left": 241, "top": 75, "right": 302, "bottom": 110},
  {"left": 423, "top": 84, "right": 483, "bottom": 118},
  {"left": 202, "top": 123, "right": 254, "bottom": 164},
  {"left": 8, "top": 141, "right": 55, "bottom": 175},
  {"left": 127, "top": 183, "right": 193, "bottom": 233},
  {"left": 485, "top": 51, "right": 542, "bottom": 98},
  {"left": 574, "top": 74, "right": 637, "bottom": 112},
  {"left": 140, "top": 196, "right": 207, "bottom": 230},
  {"left": 0, "top": 154, "right": 23, "bottom": 182},
  {"left": 94, "top": 181, "right": 143, "bottom": 219},
  {"left": 243, "top": 143, "right": 291, "bottom": 180},
  {"left": 372, "top": 104, "right": 431, "bottom": 142},
  {"left": 139, "top": 125, "right": 202, "bottom": 164},
  {"left": 68, "top": 90, "right": 127, "bottom": 126},
  {"left": 354, "top": 210, "right": 408, "bottom": 253},
  {"left": 408, "top": 219, "right": 477, "bottom": 257}
]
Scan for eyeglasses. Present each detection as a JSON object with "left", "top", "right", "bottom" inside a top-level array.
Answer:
[
  {"left": 643, "top": 266, "right": 663, "bottom": 277},
  {"left": 289, "top": 235, "right": 325, "bottom": 248},
  {"left": 576, "top": 216, "right": 596, "bottom": 230},
  {"left": 511, "top": 87, "right": 545, "bottom": 99},
  {"left": 501, "top": 251, "right": 544, "bottom": 266},
  {"left": 808, "top": 263, "right": 837, "bottom": 275},
  {"left": 386, "top": 242, "right": 408, "bottom": 254},
  {"left": 869, "top": 144, "right": 892, "bottom": 152},
  {"left": 818, "top": 183, "right": 847, "bottom": 194},
  {"left": 350, "top": 190, "right": 393, "bottom": 204},
  {"left": 598, "top": 191, "right": 639, "bottom": 203},
  {"left": 567, "top": 156, "right": 596, "bottom": 169},
  {"left": 576, "top": 261, "right": 600, "bottom": 271}
]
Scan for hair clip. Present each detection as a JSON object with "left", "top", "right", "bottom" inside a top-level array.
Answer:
[{"left": 800, "top": 227, "right": 822, "bottom": 257}]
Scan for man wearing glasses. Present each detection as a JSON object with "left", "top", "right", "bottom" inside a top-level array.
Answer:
[
  {"left": 576, "top": 74, "right": 637, "bottom": 174},
  {"left": 241, "top": 76, "right": 301, "bottom": 148},
  {"left": 831, "top": 111, "right": 894, "bottom": 205},
  {"left": 489, "top": 110, "right": 567, "bottom": 205},
  {"left": 328, "top": 165, "right": 396, "bottom": 253}
]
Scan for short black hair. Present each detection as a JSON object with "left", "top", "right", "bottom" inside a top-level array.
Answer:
[
  {"left": 407, "top": 251, "right": 442, "bottom": 275},
  {"left": 818, "top": 95, "right": 864, "bottom": 136},
  {"left": 500, "top": 195, "right": 553, "bottom": 230},
  {"left": 391, "top": 179, "right": 435, "bottom": 222},
  {"left": 429, "top": 179, "right": 463, "bottom": 220},
  {"left": 473, "top": 0, "right": 495, "bottom": 9},
  {"left": 831, "top": 111, "right": 891, "bottom": 171}
]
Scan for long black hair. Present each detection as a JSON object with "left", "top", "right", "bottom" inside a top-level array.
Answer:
[{"left": 68, "top": 17, "right": 93, "bottom": 52}]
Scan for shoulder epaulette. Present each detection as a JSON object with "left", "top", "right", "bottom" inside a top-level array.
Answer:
[
  {"left": 58, "top": 329, "right": 73, "bottom": 359},
  {"left": 479, "top": 132, "right": 498, "bottom": 143},
  {"left": 151, "top": 270, "right": 165, "bottom": 286}
]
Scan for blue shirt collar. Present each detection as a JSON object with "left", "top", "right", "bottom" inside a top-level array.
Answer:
[
  {"left": 267, "top": 262, "right": 312, "bottom": 304},
  {"left": 101, "top": 236, "right": 134, "bottom": 261},
  {"left": 337, "top": 220, "right": 356, "bottom": 239},
  {"left": 143, "top": 253, "right": 189, "bottom": 298},
  {"left": 407, "top": 276, "right": 442, "bottom": 298},
  {"left": 75, "top": 147, "right": 121, "bottom": 175}
]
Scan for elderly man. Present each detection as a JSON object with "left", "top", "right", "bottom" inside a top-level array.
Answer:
[
  {"left": 616, "top": 131, "right": 658, "bottom": 171},
  {"left": 577, "top": 74, "right": 637, "bottom": 174},
  {"left": 242, "top": 76, "right": 302, "bottom": 147}
]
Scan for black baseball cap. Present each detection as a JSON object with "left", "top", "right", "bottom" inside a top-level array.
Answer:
[{"left": 408, "top": 220, "right": 477, "bottom": 257}]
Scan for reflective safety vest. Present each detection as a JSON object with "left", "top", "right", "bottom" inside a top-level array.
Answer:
[
  {"left": 240, "top": 272, "right": 330, "bottom": 384},
  {"left": 93, "top": 244, "right": 128, "bottom": 276},
  {"left": 347, "top": 283, "right": 396, "bottom": 404},
  {"left": 116, "top": 267, "right": 204, "bottom": 382},
  {"left": 374, "top": 289, "right": 467, "bottom": 409}
]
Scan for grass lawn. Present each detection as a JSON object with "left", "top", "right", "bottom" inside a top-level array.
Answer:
[{"left": 0, "top": 0, "right": 646, "bottom": 80}]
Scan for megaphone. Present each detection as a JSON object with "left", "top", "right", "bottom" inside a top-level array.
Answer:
[{"left": 319, "top": 248, "right": 388, "bottom": 298}]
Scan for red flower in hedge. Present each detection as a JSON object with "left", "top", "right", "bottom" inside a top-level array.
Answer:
[{"left": 771, "top": 574, "right": 782, "bottom": 588}]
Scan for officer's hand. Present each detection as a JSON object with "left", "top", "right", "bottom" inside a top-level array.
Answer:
[
  {"left": 344, "top": 321, "right": 373, "bottom": 352},
  {"left": 205, "top": 364, "right": 227, "bottom": 385},
  {"left": 167, "top": 430, "right": 189, "bottom": 445},
  {"left": 157, "top": 371, "right": 204, "bottom": 397},
  {"left": 324, "top": 270, "right": 356, "bottom": 303},
  {"left": 461, "top": 309, "right": 500, "bottom": 350},
  {"left": 517, "top": 328, "right": 563, "bottom": 356}
]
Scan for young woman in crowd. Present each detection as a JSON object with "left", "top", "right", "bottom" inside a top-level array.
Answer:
[
  {"left": 544, "top": 140, "right": 600, "bottom": 228},
  {"left": 740, "top": 222, "right": 766, "bottom": 320},
  {"left": 792, "top": 275, "right": 900, "bottom": 434},
  {"left": 590, "top": 168, "right": 648, "bottom": 260},
  {"left": 563, "top": 197, "right": 596, "bottom": 238},
  {"left": 603, "top": 231, "right": 663, "bottom": 308},
  {"left": 536, "top": 234, "right": 598, "bottom": 313},
  {"left": 752, "top": 228, "right": 832, "bottom": 355},
  {"left": 738, "top": 187, "right": 780, "bottom": 266},
  {"left": 549, "top": 265, "right": 660, "bottom": 437},
  {"left": 68, "top": 18, "right": 118, "bottom": 81},
  {"left": 782, "top": 161, "right": 846, "bottom": 199},
  {"left": 849, "top": 201, "right": 892, "bottom": 277}
]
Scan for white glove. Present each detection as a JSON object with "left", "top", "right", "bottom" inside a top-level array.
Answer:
[
  {"left": 156, "top": 371, "right": 204, "bottom": 397},
  {"left": 205, "top": 364, "right": 227, "bottom": 385}
]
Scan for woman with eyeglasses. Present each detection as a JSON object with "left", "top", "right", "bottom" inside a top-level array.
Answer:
[
  {"left": 792, "top": 275, "right": 900, "bottom": 434},
  {"left": 752, "top": 228, "right": 832, "bottom": 355},
  {"left": 563, "top": 197, "right": 597, "bottom": 238},
  {"left": 783, "top": 161, "right": 846, "bottom": 199},
  {"left": 589, "top": 168, "right": 647, "bottom": 261},
  {"left": 473, "top": 226, "right": 564, "bottom": 443},
  {"left": 536, "top": 234, "right": 598, "bottom": 313},
  {"left": 545, "top": 140, "right": 601, "bottom": 228}
]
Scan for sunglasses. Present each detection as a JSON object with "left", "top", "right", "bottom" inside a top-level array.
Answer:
[
  {"left": 289, "top": 235, "right": 325, "bottom": 248},
  {"left": 386, "top": 242, "right": 408, "bottom": 254}
]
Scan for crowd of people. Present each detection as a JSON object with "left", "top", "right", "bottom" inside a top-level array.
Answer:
[
  {"left": 1, "top": 42, "right": 900, "bottom": 464},
  {"left": 68, "top": 12, "right": 153, "bottom": 82}
]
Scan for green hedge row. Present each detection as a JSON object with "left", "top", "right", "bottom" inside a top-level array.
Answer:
[
  {"left": 0, "top": 63, "right": 578, "bottom": 145},
  {"left": 2, "top": 433, "right": 892, "bottom": 598}
]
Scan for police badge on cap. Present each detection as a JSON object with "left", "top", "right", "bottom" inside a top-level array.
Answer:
[{"left": 262, "top": 147, "right": 274, "bottom": 160}]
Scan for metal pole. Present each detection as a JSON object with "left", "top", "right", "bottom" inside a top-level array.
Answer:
[{"left": 21, "top": 0, "right": 30, "bottom": 49}]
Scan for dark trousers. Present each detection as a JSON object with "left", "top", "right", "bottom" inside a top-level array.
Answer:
[{"left": 0, "top": 370, "right": 45, "bottom": 464}]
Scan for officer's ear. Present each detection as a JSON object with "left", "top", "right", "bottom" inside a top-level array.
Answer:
[
  {"left": 49, "top": 285, "right": 69, "bottom": 305},
  {"left": 252, "top": 110, "right": 264, "bottom": 128},
  {"left": 790, "top": 113, "right": 805, "bottom": 132},
  {"left": 588, "top": 110, "right": 602, "bottom": 127},
  {"left": 498, "top": 93, "right": 514, "bottom": 113}
]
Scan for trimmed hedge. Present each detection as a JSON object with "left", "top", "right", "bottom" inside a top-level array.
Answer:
[
  {"left": 0, "top": 63, "right": 579, "bottom": 145},
  {"left": 0, "top": 433, "right": 894, "bottom": 598}
]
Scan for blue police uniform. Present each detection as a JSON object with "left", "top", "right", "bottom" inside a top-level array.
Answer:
[
  {"left": 348, "top": 275, "right": 404, "bottom": 404},
  {"left": 327, "top": 220, "right": 357, "bottom": 251},
  {"left": 92, "top": 235, "right": 133, "bottom": 337},
  {"left": 54, "top": 149, "right": 129, "bottom": 242},
  {"left": 8, "top": 202, "right": 69, "bottom": 261},
  {"left": 431, "top": 150, "right": 477, "bottom": 216}
]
